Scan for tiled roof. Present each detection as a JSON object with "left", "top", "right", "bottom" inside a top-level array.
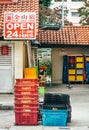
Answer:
[
  {"left": 0, "top": 0, "right": 39, "bottom": 37},
  {"left": 37, "top": 26, "right": 89, "bottom": 45}
]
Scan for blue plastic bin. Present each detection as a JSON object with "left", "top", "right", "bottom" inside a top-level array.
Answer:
[{"left": 42, "top": 109, "right": 68, "bottom": 126}]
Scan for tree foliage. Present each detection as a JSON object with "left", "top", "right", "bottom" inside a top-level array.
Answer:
[
  {"left": 78, "top": 0, "right": 89, "bottom": 25},
  {"left": 39, "top": 58, "right": 52, "bottom": 76},
  {"left": 39, "top": 2, "right": 72, "bottom": 26},
  {"left": 39, "top": 0, "right": 52, "bottom": 7},
  {"left": 39, "top": 0, "right": 52, "bottom": 25}
]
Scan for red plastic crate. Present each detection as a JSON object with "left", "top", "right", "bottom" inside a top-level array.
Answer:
[
  {"left": 14, "top": 106, "right": 38, "bottom": 112},
  {"left": 15, "top": 99, "right": 38, "bottom": 104},
  {"left": 14, "top": 94, "right": 38, "bottom": 99},
  {"left": 14, "top": 90, "right": 38, "bottom": 95},
  {"left": 16, "top": 79, "right": 38, "bottom": 85},
  {"left": 15, "top": 103, "right": 38, "bottom": 108},
  {"left": 15, "top": 111, "right": 38, "bottom": 125},
  {"left": 14, "top": 85, "right": 38, "bottom": 91}
]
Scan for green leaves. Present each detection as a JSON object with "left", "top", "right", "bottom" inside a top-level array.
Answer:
[
  {"left": 78, "top": 0, "right": 89, "bottom": 25},
  {"left": 39, "top": 0, "right": 52, "bottom": 7}
]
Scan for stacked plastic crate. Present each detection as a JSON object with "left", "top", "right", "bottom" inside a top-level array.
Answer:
[
  {"left": 67, "top": 55, "right": 84, "bottom": 83},
  {"left": 14, "top": 78, "right": 38, "bottom": 125},
  {"left": 42, "top": 93, "right": 71, "bottom": 126}
]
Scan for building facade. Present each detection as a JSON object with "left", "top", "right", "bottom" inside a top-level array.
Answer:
[
  {"left": 37, "top": 26, "right": 89, "bottom": 84},
  {"left": 0, "top": 0, "right": 39, "bottom": 93}
]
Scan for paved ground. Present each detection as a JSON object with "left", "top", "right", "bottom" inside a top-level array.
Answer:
[{"left": 0, "top": 84, "right": 89, "bottom": 130}]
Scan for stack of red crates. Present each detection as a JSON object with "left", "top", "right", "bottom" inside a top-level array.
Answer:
[{"left": 14, "top": 78, "right": 38, "bottom": 125}]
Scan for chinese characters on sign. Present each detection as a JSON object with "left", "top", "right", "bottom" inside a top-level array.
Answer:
[
  {"left": 1, "top": 46, "right": 8, "bottom": 55},
  {"left": 4, "top": 12, "right": 36, "bottom": 39}
]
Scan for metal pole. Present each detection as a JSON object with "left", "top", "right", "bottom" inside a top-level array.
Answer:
[
  {"left": 62, "top": 0, "right": 64, "bottom": 27},
  {"left": 27, "top": 40, "right": 31, "bottom": 67}
]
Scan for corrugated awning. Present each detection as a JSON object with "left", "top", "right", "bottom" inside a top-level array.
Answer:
[{"left": 30, "top": 40, "right": 40, "bottom": 45}]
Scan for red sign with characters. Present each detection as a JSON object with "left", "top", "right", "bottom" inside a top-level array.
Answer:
[
  {"left": 1, "top": 46, "right": 8, "bottom": 55},
  {"left": 4, "top": 12, "right": 36, "bottom": 39}
]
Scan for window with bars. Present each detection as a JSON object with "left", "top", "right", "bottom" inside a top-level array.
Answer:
[
  {"left": 71, "top": 11, "right": 79, "bottom": 16},
  {"left": 31, "top": 47, "right": 38, "bottom": 67}
]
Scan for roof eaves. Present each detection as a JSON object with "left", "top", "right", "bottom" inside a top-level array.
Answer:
[{"left": 39, "top": 25, "right": 62, "bottom": 30}]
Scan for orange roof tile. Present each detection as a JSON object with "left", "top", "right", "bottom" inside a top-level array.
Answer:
[
  {"left": 0, "top": 0, "right": 39, "bottom": 38},
  {"left": 37, "top": 26, "right": 89, "bottom": 45}
]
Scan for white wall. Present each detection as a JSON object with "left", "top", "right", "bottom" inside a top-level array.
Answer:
[
  {"left": 52, "top": 47, "right": 89, "bottom": 84},
  {"left": 0, "top": 41, "right": 14, "bottom": 93}
]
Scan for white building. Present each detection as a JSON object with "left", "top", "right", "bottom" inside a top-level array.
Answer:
[{"left": 50, "top": 0, "right": 84, "bottom": 25}]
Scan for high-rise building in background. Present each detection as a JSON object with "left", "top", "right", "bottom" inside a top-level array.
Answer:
[{"left": 50, "top": 0, "right": 84, "bottom": 25}]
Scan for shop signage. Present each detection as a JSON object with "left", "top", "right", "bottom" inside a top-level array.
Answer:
[
  {"left": 1, "top": 45, "right": 8, "bottom": 55},
  {"left": 4, "top": 12, "right": 36, "bottom": 39}
]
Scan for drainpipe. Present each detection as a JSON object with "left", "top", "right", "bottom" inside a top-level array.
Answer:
[{"left": 26, "top": 40, "right": 31, "bottom": 67}]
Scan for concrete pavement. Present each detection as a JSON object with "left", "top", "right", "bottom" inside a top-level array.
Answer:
[
  {"left": 9, "top": 126, "right": 89, "bottom": 130},
  {"left": 0, "top": 84, "right": 89, "bottom": 130}
]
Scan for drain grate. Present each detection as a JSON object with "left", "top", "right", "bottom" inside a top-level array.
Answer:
[{"left": 59, "top": 128, "right": 70, "bottom": 130}]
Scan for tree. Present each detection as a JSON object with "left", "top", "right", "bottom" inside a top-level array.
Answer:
[
  {"left": 39, "top": 0, "right": 52, "bottom": 7},
  {"left": 39, "top": 1, "right": 72, "bottom": 26},
  {"left": 43, "top": 5, "right": 72, "bottom": 25},
  {"left": 39, "top": 0, "right": 52, "bottom": 25},
  {"left": 78, "top": 0, "right": 89, "bottom": 25}
]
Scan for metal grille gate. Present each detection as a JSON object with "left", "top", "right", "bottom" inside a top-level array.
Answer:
[{"left": 0, "top": 44, "right": 14, "bottom": 93}]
